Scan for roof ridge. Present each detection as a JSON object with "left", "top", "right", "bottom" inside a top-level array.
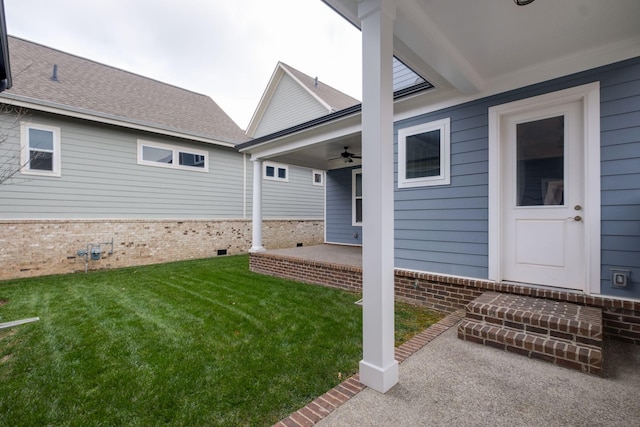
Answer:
[{"left": 7, "top": 35, "right": 211, "bottom": 99}]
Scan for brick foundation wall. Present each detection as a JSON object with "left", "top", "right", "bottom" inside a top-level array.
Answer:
[
  {"left": 249, "top": 253, "right": 640, "bottom": 344},
  {"left": 250, "top": 254, "right": 362, "bottom": 293},
  {"left": 0, "top": 219, "right": 323, "bottom": 280}
]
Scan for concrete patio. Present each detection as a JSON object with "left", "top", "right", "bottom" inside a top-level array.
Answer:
[
  {"left": 314, "top": 324, "right": 640, "bottom": 427},
  {"left": 276, "top": 311, "right": 640, "bottom": 426},
  {"left": 264, "top": 245, "right": 640, "bottom": 426},
  {"left": 263, "top": 244, "right": 362, "bottom": 268}
]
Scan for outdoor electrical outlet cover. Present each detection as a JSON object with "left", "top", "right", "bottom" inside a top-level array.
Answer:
[{"left": 611, "top": 269, "right": 630, "bottom": 288}]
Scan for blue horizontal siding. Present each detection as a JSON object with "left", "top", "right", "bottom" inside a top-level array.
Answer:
[
  {"left": 389, "top": 56, "right": 640, "bottom": 300},
  {"left": 600, "top": 60, "right": 640, "bottom": 299},
  {"left": 321, "top": 57, "right": 640, "bottom": 298},
  {"left": 326, "top": 166, "right": 361, "bottom": 245}
]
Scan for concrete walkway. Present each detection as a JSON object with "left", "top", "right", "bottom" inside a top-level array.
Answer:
[
  {"left": 315, "top": 323, "right": 640, "bottom": 427},
  {"left": 267, "top": 245, "right": 640, "bottom": 426}
]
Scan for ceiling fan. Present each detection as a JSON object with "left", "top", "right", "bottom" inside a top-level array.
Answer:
[{"left": 331, "top": 147, "right": 361, "bottom": 163}]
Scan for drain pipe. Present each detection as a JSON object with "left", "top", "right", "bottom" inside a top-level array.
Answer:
[{"left": 0, "top": 317, "right": 40, "bottom": 330}]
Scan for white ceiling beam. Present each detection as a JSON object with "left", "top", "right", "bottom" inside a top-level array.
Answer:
[{"left": 393, "top": 0, "right": 485, "bottom": 95}]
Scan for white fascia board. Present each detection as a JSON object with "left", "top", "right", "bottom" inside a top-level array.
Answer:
[
  {"left": 322, "top": 0, "right": 360, "bottom": 29},
  {"left": 0, "top": 94, "right": 237, "bottom": 148},
  {"left": 246, "top": 64, "right": 285, "bottom": 137},
  {"left": 247, "top": 114, "right": 361, "bottom": 161},
  {"left": 280, "top": 65, "right": 333, "bottom": 112}
]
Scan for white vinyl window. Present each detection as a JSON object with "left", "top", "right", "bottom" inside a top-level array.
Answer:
[
  {"left": 264, "top": 161, "right": 288, "bottom": 182},
  {"left": 20, "top": 122, "right": 61, "bottom": 177},
  {"left": 398, "top": 118, "right": 451, "bottom": 188},
  {"left": 137, "top": 140, "right": 208, "bottom": 172},
  {"left": 352, "top": 169, "right": 362, "bottom": 226},
  {"left": 312, "top": 170, "right": 324, "bottom": 186}
]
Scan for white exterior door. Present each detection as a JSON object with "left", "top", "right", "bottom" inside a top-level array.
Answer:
[{"left": 501, "top": 99, "right": 585, "bottom": 289}]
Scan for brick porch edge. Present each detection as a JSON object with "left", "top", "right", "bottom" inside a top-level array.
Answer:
[
  {"left": 250, "top": 253, "right": 640, "bottom": 344},
  {"left": 272, "top": 310, "right": 465, "bottom": 427}
]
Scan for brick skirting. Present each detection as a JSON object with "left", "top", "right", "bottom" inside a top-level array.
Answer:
[
  {"left": 0, "top": 219, "right": 323, "bottom": 280},
  {"left": 250, "top": 252, "right": 640, "bottom": 344}
]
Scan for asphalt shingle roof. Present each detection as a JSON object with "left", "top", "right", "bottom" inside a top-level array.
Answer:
[{"left": 3, "top": 36, "right": 249, "bottom": 145}]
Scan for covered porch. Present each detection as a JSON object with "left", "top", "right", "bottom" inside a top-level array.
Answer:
[{"left": 239, "top": 0, "right": 640, "bottom": 393}]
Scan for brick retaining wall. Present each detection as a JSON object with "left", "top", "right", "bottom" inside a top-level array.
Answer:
[
  {"left": 0, "top": 219, "right": 323, "bottom": 280},
  {"left": 250, "top": 252, "right": 640, "bottom": 344}
]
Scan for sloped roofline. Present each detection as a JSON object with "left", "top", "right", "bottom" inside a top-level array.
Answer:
[
  {"left": 245, "top": 61, "right": 360, "bottom": 137},
  {"left": 1, "top": 36, "right": 247, "bottom": 147},
  {"left": 1, "top": 92, "right": 237, "bottom": 147},
  {"left": 245, "top": 62, "right": 296, "bottom": 136},
  {"left": 281, "top": 62, "right": 334, "bottom": 112},
  {"left": 237, "top": 80, "right": 432, "bottom": 152}
]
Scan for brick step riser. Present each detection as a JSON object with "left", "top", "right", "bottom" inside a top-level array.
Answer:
[
  {"left": 458, "top": 319, "right": 602, "bottom": 375},
  {"left": 464, "top": 309, "right": 602, "bottom": 347}
]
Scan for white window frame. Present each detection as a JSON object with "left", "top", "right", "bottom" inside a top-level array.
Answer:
[
  {"left": 263, "top": 161, "right": 288, "bottom": 182},
  {"left": 352, "top": 169, "right": 362, "bottom": 226},
  {"left": 20, "top": 122, "right": 62, "bottom": 177},
  {"left": 312, "top": 169, "right": 324, "bottom": 186},
  {"left": 137, "top": 140, "right": 209, "bottom": 172},
  {"left": 398, "top": 117, "right": 451, "bottom": 188}
]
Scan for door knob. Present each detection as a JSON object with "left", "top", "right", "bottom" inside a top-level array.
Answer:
[{"left": 572, "top": 215, "right": 582, "bottom": 222}]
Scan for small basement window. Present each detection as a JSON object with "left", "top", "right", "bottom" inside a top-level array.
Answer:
[
  {"left": 398, "top": 118, "right": 450, "bottom": 188},
  {"left": 264, "top": 161, "right": 288, "bottom": 182},
  {"left": 137, "top": 140, "right": 208, "bottom": 172},
  {"left": 20, "top": 122, "right": 61, "bottom": 177}
]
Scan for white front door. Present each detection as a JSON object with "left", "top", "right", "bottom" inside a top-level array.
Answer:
[{"left": 501, "top": 99, "right": 585, "bottom": 289}]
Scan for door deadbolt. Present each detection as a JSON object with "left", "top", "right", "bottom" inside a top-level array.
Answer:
[{"left": 574, "top": 205, "right": 582, "bottom": 211}]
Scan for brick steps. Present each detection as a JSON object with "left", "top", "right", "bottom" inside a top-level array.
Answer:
[{"left": 458, "top": 292, "right": 603, "bottom": 375}]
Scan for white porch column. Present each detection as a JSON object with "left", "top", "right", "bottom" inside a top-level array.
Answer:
[
  {"left": 358, "top": 0, "right": 398, "bottom": 393},
  {"left": 250, "top": 158, "right": 265, "bottom": 253}
]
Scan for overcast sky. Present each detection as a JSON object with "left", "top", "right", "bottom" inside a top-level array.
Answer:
[{"left": 4, "top": 0, "right": 362, "bottom": 130}]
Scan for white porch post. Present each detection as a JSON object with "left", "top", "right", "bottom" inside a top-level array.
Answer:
[
  {"left": 358, "top": 0, "right": 398, "bottom": 393},
  {"left": 250, "top": 159, "right": 265, "bottom": 253}
]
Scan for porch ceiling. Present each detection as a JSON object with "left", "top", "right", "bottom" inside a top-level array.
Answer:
[
  {"left": 242, "top": 0, "right": 640, "bottom": 170},
  {"left": 269, "top": 135, "right": 362, "bottom": 170},
  {"left": 326, "top": 0, "right": 640, "bottom": 95}
]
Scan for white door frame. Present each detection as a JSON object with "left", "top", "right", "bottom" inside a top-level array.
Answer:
[{"left": 488, "top": 82, "right": 601, "bottom": 294}]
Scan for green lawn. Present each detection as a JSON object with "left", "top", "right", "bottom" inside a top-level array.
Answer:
[{"left": 0, "top": 255, "right": 442, "bottom": 426}]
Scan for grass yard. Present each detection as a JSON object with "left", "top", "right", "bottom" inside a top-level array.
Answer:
[{"left": 0, "top": 255, "right": 442, "bottom": 426}]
